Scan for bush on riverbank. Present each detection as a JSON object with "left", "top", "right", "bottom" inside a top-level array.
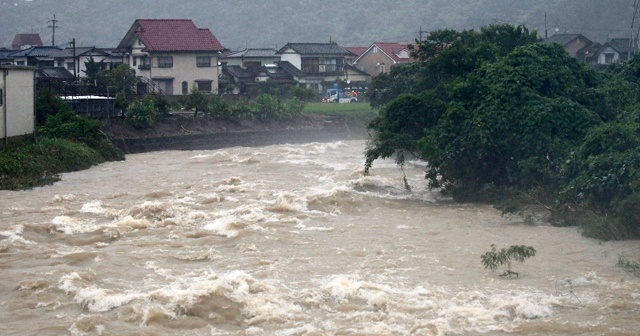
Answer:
[
  {"left": 0, "top": 91, "right": 125, "bottom": 191},
  {"left": 0, "top": 138, "right": 106, "bottom": 190}
]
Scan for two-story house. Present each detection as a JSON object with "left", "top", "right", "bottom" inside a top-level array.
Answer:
[
  {"left": 353, "top": 42, "right": 413, "bottom": 77},
  {"left": 116, "top": 19, "right": 226, "bottom": 95},
  {"left": 276, "top": 42, "right": 369, "bottom": 93}
]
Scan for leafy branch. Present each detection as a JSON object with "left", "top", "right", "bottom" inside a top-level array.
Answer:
[{"left": 481, "top": 244, "right": 537, "bottom": 277}]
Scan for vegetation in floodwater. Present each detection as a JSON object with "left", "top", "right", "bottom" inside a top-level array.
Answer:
[
  {"left": 616, "top": 254, "right": 640, "bottom": 276},
  {"left": 481, "top": 244, "right": 537, "bottom": 277}
]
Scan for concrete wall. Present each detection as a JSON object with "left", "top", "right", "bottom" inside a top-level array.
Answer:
[{"left": 1, "top": 66, "right": 35, "bottom": 144}]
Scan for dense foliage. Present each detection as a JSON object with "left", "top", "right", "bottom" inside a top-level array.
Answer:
[
  {"left": 365, "top": 24, "right": 640, "bottom": 239},
  {"left": 0, "top": 91, "right": 124, "bottom": 190},
  {"left": 0, "top": 138, "right": 106, "bottom": 190}
]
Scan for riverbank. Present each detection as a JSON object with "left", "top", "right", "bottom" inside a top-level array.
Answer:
[{"left": 103, "top": 114, "right": 372, "bottom": 153}]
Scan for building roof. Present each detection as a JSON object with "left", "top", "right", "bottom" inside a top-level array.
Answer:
[
  {"left": 222, "top": 65, "right": 255, "bottom": 79},
  {"left": 222, "top": 48, "right": 278, "bottom": 59},
  {"left": 9, "top": 46, "right": 63, "bottom": 58},
  {"left": 117, "top": 19, "right": 225, "bottom": 52},
  {"left": 604, "top": 38, "right": 633, "bottom": 54},
  {"left": 344, "top": 46, "right": 368, "bottom": 58},
  {"left": 544, "top": 34, "right": 592, "bottom": 46},
  {"left": 355, "top": 42, "right": 414, "bottom": 64},
  {"left": 277, "top": 42, "right": 352, "bottom": 56},
  {"left": 50, "top": 47, "right": 120, "bottom": 58},
  {"left": 276, "top": 60, "right": 306, "bottom": 78},
  {"left": 37, "top": 67, "right": 74, "bottom": 79},
  {"left": 11, "top": 33, "right": 43, "bottom": 49}
]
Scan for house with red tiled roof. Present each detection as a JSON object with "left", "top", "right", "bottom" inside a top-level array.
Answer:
[
  {"left": 354, "top": 42, "right": 414, "bottom": 77},
  {"left": 343, "top": 46, "right": 367, "bottom": 63},
  {"left": 116, "top": 19, "right": 226, "bottom": 95}
]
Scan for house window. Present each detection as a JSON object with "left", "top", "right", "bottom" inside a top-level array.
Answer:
[
  {"left": 139, "top": 56, "right": 151, "bottom": 70},
  {"left": 16, "top": 61, "right": 25, "bottom": 66},
  {"left": 301, "top": 58, "right": 320, "bottom": 73},
  {"left": 157, "top": 56, "right": 173, "bottom": 68},
  {"left": 66, "top": 62, "right": 74, "bottom": 71},
  {"left": 196, "top": 80, "right": 213, "bottom": 93},
  {"left": 182, "top": 81, "right": 188, "bottom": 95},
  {"left": 319, "top": 58, "right": 340, "bottom": 73},
  {"left": 376, "top": 62, "right": 386, "bottom": 74},
  {"left": 373, "top": 46, "right": 379, "bottom": 53},
  {"left": 132, "top": 57, "right": 137, "bottom": 66},
  {"left": 197, "top": 56, "right": 212, "bottom": 67},
  {"left": 0, "top": 89, "right": 3, "bottom": 106},
  {"left": 154, "top": 79, "right": 174, "bottom": 95}
]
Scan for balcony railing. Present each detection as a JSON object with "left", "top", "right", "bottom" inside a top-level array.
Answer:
[{"left": 138, "top": 64, "right": 151, "bottom": 70}]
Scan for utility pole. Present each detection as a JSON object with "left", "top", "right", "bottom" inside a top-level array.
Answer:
[
  {"left": 544, "top": 13, "right": 548, "bottom": 39},
  {"left": 632, "top": 0, "right": 640, "bottom": 52},
  {"left": 48, "top": 14, "right": 59, "bottom": 46},
  {"left": 69, "top": 38, "right": 76, "bottom": 79},
  {"left": 417, "top": 26, "right": 429, "bottom": 41}
]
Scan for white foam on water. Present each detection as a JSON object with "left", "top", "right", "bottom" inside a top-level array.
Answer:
[
  {"left": 80, "top": 200, "right": 108, "bottom": 215},
  {"left": 51, "top": 216, "right": 101, "bottom": 234},
  {"left": 58, "top": 272, "right": 146, "bottom": 313},
  {"left": 52, "top": 194, "right": 76, "bottom": 202},
  {"left": 0, "top": 224, "right": 35, "bottom": 248}
]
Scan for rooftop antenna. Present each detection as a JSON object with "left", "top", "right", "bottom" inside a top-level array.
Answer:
[{"left": 48, "top": 14, "right": 59, "bottom": 46}]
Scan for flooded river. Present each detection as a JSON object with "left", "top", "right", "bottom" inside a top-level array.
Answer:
[{"left": 1, "top": 140, "right": 639, "bottom": 335}]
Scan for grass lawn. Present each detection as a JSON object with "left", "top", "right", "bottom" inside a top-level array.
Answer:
[{"left": 303, "top": 102, "right": 378, "bottom": 116}]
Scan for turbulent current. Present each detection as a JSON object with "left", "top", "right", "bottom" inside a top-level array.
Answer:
[{"left": 1, "top": 140, "right": 639, "bottom": 335}]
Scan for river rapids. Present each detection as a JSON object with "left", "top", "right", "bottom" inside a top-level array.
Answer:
[{"left": 0, "top": 140, "right": 638, "bottom": 335}]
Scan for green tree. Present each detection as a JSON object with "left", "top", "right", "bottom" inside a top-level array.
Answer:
[
  {"left": 98, "top": 64, "right": 138, "bottom": 95},
  {"left": 365, "top": 24, "right": 540, "bottom": 188},
  {"left": 83, "top": 56, "right": 105, "bottom": 81},
  {"left": 419, "top": 43, "right": 601, "bottom": 198},
  {"left": 35, "top": 89, "right": 73, "bottom": 126},
  {"left": 125, "top": 98, "right": 158, "bottom": 129},
  {"left": 186, "top": 87, "right": 208, "bottom": 117}
]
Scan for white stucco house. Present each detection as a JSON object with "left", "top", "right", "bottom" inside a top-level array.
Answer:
[
  {"left": 116, "top": 19, "right": 226, "bottom": 95},
  {"left": 275, "top": 42, "right": 369, "bottom": 93},
  {"left": 1, "top": 65, "right": 36, "bottom": 145}
]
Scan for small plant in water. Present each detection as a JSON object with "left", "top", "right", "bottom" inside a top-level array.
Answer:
[
  {"left": 481, "top": 244, "right": 537, "bottom": 277},
  {"left": 616, "top": 254, "right": 640, "bottom": 276}
]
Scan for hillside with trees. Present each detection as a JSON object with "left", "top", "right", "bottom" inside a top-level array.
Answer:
[{"left": 0, "top": 0, "right": 635, "bottom": 50}]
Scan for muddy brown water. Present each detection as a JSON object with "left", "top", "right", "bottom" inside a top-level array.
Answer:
[{"left": 1, "top": 140, "right": 638, "bottom": 335}]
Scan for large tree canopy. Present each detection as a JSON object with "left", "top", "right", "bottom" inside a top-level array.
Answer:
[{"left": 365, "top": 24, "right": 640, "bottom": 239}]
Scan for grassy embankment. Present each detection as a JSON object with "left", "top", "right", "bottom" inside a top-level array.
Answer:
[{"left": 303, "top": 102, "right": 379, "bottom": 128}]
